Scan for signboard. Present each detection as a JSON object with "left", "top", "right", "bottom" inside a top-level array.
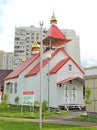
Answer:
[
  {"left": 22, "top": 91, "right": 35, "bottom": 106},
  {"left": 0, "top": 92, "right": 2, "bottom": 103}
]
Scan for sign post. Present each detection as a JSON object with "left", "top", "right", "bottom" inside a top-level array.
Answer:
[{"left": 21, "top": 91, "right": 35, "bottom": 116}]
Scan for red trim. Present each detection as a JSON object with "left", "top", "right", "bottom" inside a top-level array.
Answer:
[
  {"left": 23, "top": 91, "right": 34, "bottom": 95},
  {"left": 57, "top": 77, "right": 78, "bottom": 84},
  {"left": 69, "top": 57, "right": 85, "bottom": 75},
  {"left": 25, "top": 59, "right": 48, "bottom": 77},
  {"left": 25, "top": 48, "right": 70, "bottom": 77},
  {"left": 49, "top": 58, "right": 69, "bottom": 74}
]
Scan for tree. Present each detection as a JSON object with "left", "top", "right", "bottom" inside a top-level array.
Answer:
[
  {"left": 85, "top": 87, "right": 92, "bottom": 105},
  {"left": 14, "top": 96, "right": 19, "bottom": 105},
  {"left": 85, "top": 87, "right": 92, "bottom": 121},
  {"left": 0, "top": 93, "right": 9, "bottom": 112}
]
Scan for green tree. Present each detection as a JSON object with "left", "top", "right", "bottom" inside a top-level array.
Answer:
[
  {"left": 0, "top": 93, "right": 9, "bottom": 112},
  {"left": 85, "top": 87, "right": 92, "bottom": 105},
  {"left": 85, "top": 87, "right": 92, "bottom": 121},
  {"left": 14, "top": 96, "right": 19, "bottom": 105}
]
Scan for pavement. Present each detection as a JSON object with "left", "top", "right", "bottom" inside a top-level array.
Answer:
[{"left": 0, "top": 111, "right": 97, "bottom": 127}]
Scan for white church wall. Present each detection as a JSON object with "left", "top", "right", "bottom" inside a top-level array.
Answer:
[{"left": 57, "top": 60, "right": 83, "bottom": 83}]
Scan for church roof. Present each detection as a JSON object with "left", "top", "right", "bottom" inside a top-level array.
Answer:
[
  {"left": 49, "top": 58, "right": 69, "bottom": 74},
  {"left": 5, "top": 53, "right": 40, "bottom": 80},
  {"left": 57, "top": 77, "right": 84, "bottom": 85},
  {"left": 49, "top": 56, "right": 84, "bottom": 74},
  {"left": 4, "top": 48, "right": 84, "bottom": 80},
  {"left": 43, "top": 24, "right": 71, "bottom": 46},
  {"left": 25, "top": 59, "right": 48, "bottom": 76}
]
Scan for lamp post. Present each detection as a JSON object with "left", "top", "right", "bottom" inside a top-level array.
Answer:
[
  {"left": 39, "top": 21, "right": 43, "bottom": 130},
  {"left": 46, "top": 53, "right": 51, "bottom": 114}
]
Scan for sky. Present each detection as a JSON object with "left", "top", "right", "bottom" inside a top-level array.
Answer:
[{"left": 0, "top": 0, "right": 97, "bottom": 67}]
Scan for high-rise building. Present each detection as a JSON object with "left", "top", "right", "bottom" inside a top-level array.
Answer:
[
  {"left": 13, "top": 25, "right": 47, "bottom": 69},
  {"left": 0, "top": 51, "right": 4, "bottom": 69},
  {"left": 0, "top": 51, "right": 14, "bottom": 70}
]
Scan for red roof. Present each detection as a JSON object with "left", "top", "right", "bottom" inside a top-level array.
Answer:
[
  {"left": 57, "top": 77, "right": 84, "bottom": 84},
  {"left": 25, "top": 59, "right": 48, "bottom": 77},
  {"left": 5, "top": 53, "right": 40, "bottom": 80},
  {"left": 25, "top": 48, "right": 70, "bottom": 77},
  {"left": 49, "top": 58, "right": 69, "bottom": 74},
  {"left": 43, "top": 25, "right": 71, "bottom": 46},
  {"left": 57, "top": 77, "right": 78, "bottom": 84},
  {"left": 49, "top": 55, "right": 84, "bottom": 75}
]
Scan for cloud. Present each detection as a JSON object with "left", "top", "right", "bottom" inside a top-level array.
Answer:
[{"left": 81, "top": 56, "right": 97, "bottom": 67}]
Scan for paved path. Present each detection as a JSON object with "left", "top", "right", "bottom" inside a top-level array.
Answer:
[{"left": 0, "top": 111, "right": 97, "bottom": 127}]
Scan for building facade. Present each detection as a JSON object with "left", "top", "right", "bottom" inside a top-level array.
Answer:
[
  {"left": 0, "top": 51, "right": 14, "bottom": 70},
  {"left": 84, "top": 66, "right": 97, "bottom": 117},
  {"left": 0, "top": 51, "right": 4, "bottom": 69}
]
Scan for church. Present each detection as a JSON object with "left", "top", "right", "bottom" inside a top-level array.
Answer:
[{"left": 4, "top": 12, "right": 84, "bottom": 109}]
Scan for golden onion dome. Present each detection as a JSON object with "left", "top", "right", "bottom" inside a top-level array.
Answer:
[
  {"left": 50, "top": 10, "right": 57, "bottom": 24},
  {"left": 32, "top": 42, "right": 40, "bottom": 51},
  {"left": 32, "top": 33, "right": 40, "bottom": 51}
]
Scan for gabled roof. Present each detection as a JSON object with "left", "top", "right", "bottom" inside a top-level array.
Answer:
[
  {"left": 25, "top": 48, "right": 69, "bottom": 77},
  {"left": 49, "top": 56, "right": 84, "bottom": 75},
  {"left": 5, "top": 53, "right": 40, "bottom": 80},
  {"left": 25, "top": 59, "right": 48, "bottom": 77},
  {"left": 43, "top": 25, "right": 70, "bottom": 46},
  {"left": 49, "top": 58, "right": 69, "bottom": 74},
  {"left": 57, "top": 77, "right": 84, "bottom": 85},
  {"left": 0, "top": 70, "right": 13, "bottom": 86}
]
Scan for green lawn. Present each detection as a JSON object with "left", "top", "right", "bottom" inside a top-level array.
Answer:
[
  {"left": 0, "top": 119, "right": 96, "bottom": 130},
  {"left": 74, "top": 115, "right": 97, "bottom": 122},
  {"left": 0, "top": 105, "right": 67, "bottom": 119},
  {"left": 0, "top": 105, "right": 97, "bottom": 129}
]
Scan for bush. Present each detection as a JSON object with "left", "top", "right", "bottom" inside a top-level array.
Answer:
[{"left": 0, "top": 93, "right": 9, "bottom": 109}]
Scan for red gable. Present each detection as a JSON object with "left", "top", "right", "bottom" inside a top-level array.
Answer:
[
  {"left": 49, "top": 58, "right": 69, "bottom": 74},
  {"left": 49, "top": 56, "right": 84, "bottom": 75},
  {"left": 25, "top": 48, "right": 69, "bottom": 77}
]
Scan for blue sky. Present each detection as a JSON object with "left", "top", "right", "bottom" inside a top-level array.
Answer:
[{"left": 0, "top": 0, "right": 97, "bottom": 67}]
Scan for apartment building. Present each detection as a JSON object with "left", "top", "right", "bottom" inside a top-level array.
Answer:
[
  {"left": 14, "top": 26, "right": 80, "bottom": 69},
  {"left": 0, "top": 51, "right": 4, "bottom": 69},
  {"left": 0, "top": 50, "right": 14, "bottom": 70}
]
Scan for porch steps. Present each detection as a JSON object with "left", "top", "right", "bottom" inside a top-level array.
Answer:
[{"left": 59, "top": 104, "right": 86, "bottom": 111}]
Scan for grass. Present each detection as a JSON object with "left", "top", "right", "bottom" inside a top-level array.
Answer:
[
  {"left": 0, "top": 105, "right": 97, "bottom": 129},
  {"left": 0, "top": 105, "right": 68, "bottom": 119},
  {"left": 74, "top": 115, "right": 97, "bottom": 122},
  {"left": 0, "top": 119, "right": 97, "bottom": 130}
]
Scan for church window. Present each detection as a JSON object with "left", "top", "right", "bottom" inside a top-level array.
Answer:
[{"left": 68, "top": 64, "right": 72, "bottom": 71}]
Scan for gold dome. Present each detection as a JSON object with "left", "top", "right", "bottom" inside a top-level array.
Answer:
[
  {"left": 32, "top": 42, "right": 40, "bottom": 51},
  {"left": 32, "top": 33, "right": 40, "bottom": 51},
  {"left": 50, "top": 10, "right": 57, "bottom": 24}
]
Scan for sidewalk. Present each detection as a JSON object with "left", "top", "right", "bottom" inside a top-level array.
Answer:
[{"left": 0, "top": 111, "right": 97, "bottom": 127}]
